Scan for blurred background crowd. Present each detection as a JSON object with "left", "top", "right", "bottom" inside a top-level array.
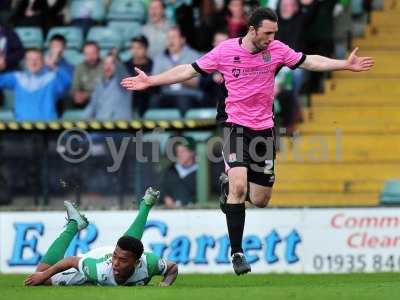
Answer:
[
  {"left": 0, "top": 0, "right": 384, "bottom": 209},
  {"left": 0, "top": 0, "right": 374, "bottom": 129}
]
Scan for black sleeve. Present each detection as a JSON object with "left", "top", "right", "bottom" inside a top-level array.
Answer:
[
  {"left": 191, "top": 62, "right": 208, "bottom": 76},
  {"left": 290, "top": 54, "right": 307, "bottom": 70}
]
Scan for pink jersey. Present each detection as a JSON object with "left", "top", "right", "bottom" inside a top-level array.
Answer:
[{"left": 193, "top": 38, "right": 305, "bottom": 130}]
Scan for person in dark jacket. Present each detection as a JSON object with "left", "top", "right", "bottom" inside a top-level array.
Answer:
[
  {"left": 124, "top": 36, "right": 154, "bottom": 117},
  {"left": 10, "top": 0, "right": 67, "bottom": 33},
  {"left": 0, "top": 25, "right": 24, "bottom": 72},
  {"left": 160, "top": 137, "right": 198, "bottom": 208}
]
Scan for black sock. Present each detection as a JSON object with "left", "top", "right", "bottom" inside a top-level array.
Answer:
[
  {"left": 245, "top": 181, "right": 251, "bottom": 202},
  {"left": 225, "top": 203, "right": 245, "bottom": 256}
]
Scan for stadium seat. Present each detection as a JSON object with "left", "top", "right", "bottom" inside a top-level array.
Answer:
[
  {"left": 45, "top": 27, "right": 84, "bottom": 50},
  {"left": 63, "top": 49, "right": 84, "bottom": 65},
  {"left": 183, "top": 131, "right": 213, "bottom": 142},
  {"left": 0, "top": 110, "right": 14, "bottom": 121},
  {"left": 108, "top": 21, "right": 142, "bottom": 48},
  {"left": 143, "top": 109, "right": 181, "bottom": 120},
  {"left": 118, "top": 49, "right": 132, "bottom": 62},
  {"left": 107, "top": 0, "right": 146, "bottom": 23},
  {"left": 62, "top": 109, "right": 87, "bottom": 120},
  {"left": 2, "top": 90, "right": 14, "bottom": 111},
  {"left": 185, "top": 108, "right": 217, "bottom": 119},
  {"left": 69, "top": 0, "right": 106, "bottom": 21},
  {"left": 380, "top": 180, "right": 400, "bottom": 205},
  {"left": 87, "top": 27, "right": 122, "bottom": 50},
  {"left": 15, "top": 27, "right": 44, "bottom": 49}
]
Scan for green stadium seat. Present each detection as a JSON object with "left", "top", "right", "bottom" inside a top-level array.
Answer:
[
  {"left": 87, "top": 27, "right": 122, "bottom": 50},
  {"left": 0, "top": 110, "right": 14, "bottom": 121},
  {"left": 143, "top": 109, "right": 181, "bottom": 120},
  {"left": 69, "top": 0, "right": 106, "bottom": 21},
  {"left": 183, "top": 131, "right": 213, "bottom": 142},
  {"left": 107, "top": 0, "right": 146, "bottom": 23},
  {"left": 62, "top": 109, "right": 87, "bottom": 120},
  {"left": 15, "top": 27, "right": 44, "bottom": 49},
  {"left": 380, "top": 180, "right": 400, "bottom": 205},
  {"left": 2, "top": 90, "right": 14, "bottom": 111},
  {"left": 45, "top": 27, "right": 83, "bottom": 50},
  {"left": 108, "top": 21, "right": 142, "bottom": 48},
  {"left": 64, "top": 49, "right": 84, "bottom": 65},
  {"left": 185, "top": 108, "right": 217, "bottom": 119},
  {"left": 119, "top": 49, "right": 132, "bottom": 62}
]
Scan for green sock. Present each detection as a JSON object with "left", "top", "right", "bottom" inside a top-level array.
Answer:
[
  {"left": 41, "top": 221, "right": 78, "bottom": 265},
  {"left": 124, "top": 200, "right": 152, "bottom": 240}
]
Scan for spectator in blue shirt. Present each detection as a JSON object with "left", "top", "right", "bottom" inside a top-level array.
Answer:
[{"left": 0, "top": 48, "right": 72, "bottom": 121}]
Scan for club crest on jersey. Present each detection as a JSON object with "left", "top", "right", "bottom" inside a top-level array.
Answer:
[
  {"left": 262, "top": 51, "right": 271, "bottom": 63},
  {"left": 231, "top": 68, "right": 241, "bottom": 78}
]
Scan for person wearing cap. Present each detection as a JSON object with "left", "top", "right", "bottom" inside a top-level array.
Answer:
[{"left": 159, "top": 136, "right": 198, "bottom": 208}]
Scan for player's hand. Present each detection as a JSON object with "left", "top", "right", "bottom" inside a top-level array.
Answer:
[
  {"left": 346, "top": 47, "right": 374, "bottom": 72},
  {"left": 212, "top": 72, "right": 224, "bottom": 84},
  {"left": 120, "top": 67, "right": 152, "bottom": 91},
  {"left": 158, "top": 281, "right": 170, "bottom": 287},
  {"left": 24, "top": 272, "right": 47, "bottom": 286}
]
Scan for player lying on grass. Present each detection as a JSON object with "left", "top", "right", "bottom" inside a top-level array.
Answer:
[{"left": 24, "top": 187, "right": 178, "bottom": 287}]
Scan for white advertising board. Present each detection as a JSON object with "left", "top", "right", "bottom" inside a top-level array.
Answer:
[{"left": 1, "top": 208, "right": 400, "bottom": 273}]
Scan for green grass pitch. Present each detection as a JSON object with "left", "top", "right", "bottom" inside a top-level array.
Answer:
[{"left": 2, "top": 273, "right": 399, "bottom": 300}]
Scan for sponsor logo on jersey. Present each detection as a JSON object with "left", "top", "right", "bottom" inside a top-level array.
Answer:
[{"left": 231, "top": 68, "right": 241, "bottom": 78}]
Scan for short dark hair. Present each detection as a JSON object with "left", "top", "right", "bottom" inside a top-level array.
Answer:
[
  {"left": 248, "top": 7, "right": 278, "bottom": 30},
  {"left": 50, "top": 34, "right": 66, "bottom": 45},
  {"left": 83, "top": 41, "right": 99, "bottom": 50},
  {"left": 131, "top": 35, "right": 149, "bottom": 49},
  {"left": 117, "top": 236, "right": 144, "bottom": 260}
]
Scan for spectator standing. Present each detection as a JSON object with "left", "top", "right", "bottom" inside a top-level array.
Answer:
[
  {"left": 226, "top": 0, "right": 248, "bottom": 38},
  {"left": 0, "top": 24, "right": 24, "bottom": 72},
  {"left": 10, "top": 0, "right": 67, "bottom": 34},
  {"left": 151, "top": 26, "right": 202, "bottom": 115},
  {"left": 199, "top": 30, "right": 228, "bottom": 108},
  {"left": 142, "top": 0, "right": 172, "bottom": 58},
  {"left": 0, "top": 48, "right": 72, "bottom": 121},
  {"left": 71, "top": 41, "right": 102, "bottom": 108},
  {"left": 124, "top": 36, "right": 153, "bottom": 117},
  {"left": 83, "top": 54, "right": 132, "bottom": 120},
  {"left": 303, "top": 0, "right": 338, "bottom": 92},
  {"left": 45, "top": 34, "right": 73, "bottom": 77},
  {"left": 160, "top": 137, "right": 198, "bottom": 208}
]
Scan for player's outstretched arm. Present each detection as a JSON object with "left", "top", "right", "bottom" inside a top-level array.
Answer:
[
  {"left": 300, "top": 47, "right": 374, "bottom": 72},
  {"left": 121, "top": 64, "right": 199, "bottom": 91},
  {"left": 159, "top": 261, "right": 178, "bottom": 287},
  {"left": 24, "top": 256, "right": 81, "bottom": 286}
]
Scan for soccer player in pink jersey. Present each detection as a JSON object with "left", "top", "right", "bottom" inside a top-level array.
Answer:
[{"left": 121, "top": 8, "right": 374, "bottom": 275}]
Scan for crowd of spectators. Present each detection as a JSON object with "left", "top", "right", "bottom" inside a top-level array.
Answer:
[
  {"left": 0, "top": 0, "right": 373, "bottom": 125},
  {"left": 0, "top": 0, "right": 374, "bottom": 207}
]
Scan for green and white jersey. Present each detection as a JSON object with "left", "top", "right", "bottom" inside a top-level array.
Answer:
[{"left": 77, "top": 246, "right": 167, "bottom": 286}]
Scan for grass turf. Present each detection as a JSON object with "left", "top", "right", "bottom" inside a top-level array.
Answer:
[{"left": 1, "top": 273, "right": 399, "bottom": 300}]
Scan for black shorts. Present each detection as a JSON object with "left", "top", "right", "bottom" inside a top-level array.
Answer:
[{"left": 221, "top": 123, "right": 276, "bottom": 187}]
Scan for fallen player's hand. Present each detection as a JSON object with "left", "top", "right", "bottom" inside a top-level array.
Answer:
[
  {"left": 24, "top": 272, "right": 47, "bottom": 286},
  {"left": 158, "top": 282, "right": 170, "bottom": 287}
]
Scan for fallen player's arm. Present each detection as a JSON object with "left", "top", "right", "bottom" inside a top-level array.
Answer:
[
  {"left": 300, "top": 47, "right": 374, "bottom": 72},
  {"left": 121, "top": 64, "right": 199, "bottom": 91},
  {"left": 159, "top": 261, "right": 178, "bottom": 287},
  {"left": 24, "top": 256, "right": 81, "bottom": 286}
]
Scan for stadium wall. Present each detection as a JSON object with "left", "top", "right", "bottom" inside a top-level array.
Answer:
[{"left": 1, "top": 208, "right": 400, "bottom": 274}]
